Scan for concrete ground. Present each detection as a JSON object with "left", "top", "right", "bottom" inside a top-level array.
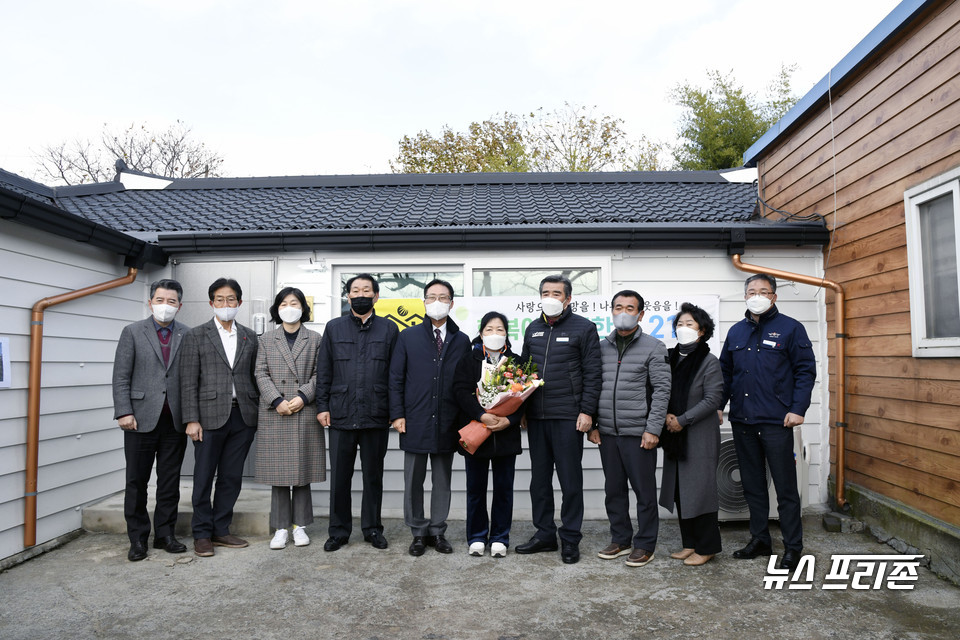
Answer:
[{"left": 2, "top": 515, "right": 958, "bottom": 640}]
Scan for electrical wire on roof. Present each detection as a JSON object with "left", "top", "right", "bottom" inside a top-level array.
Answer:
[{"left": 756, "top": 194, "right": 827, "bottom": 225}]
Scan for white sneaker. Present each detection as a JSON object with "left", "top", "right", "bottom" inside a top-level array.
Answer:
[
  {"left": 292, "top": 525, "right": 310, "bottom": 547},
  {"left": 468, "top": 541, "right": 485, "bottom": 556},
  {"left": 491, "top": 542, "right": 507, "bottom": 558},
  {"left": 270, "top": 529, "right": 289, "bottom": 550}
]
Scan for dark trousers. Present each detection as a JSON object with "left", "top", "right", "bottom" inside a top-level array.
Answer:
[
  {"left": 731, "top": 421, "right": 803, "bottom": 551},
  {"left": 597, "top": 434, "right": 658, "bottom": 552},
  {"left": 464, "top": 454, "right": 516, "bottom": 546},
  {"left": 527, "top": 418, "right": 584, "bottom": 545},
  {"left": 270, "top": 485, "right": 314, "bottom": 530},
  {"left": 191, "top": 406, "right": 256, "bottom": 540},
  {"left": 674, "top": 471, "right": 722, "bottom": 555},
  {"left": 327, "top": 427, "right": 389, "bottom": 538},
  {"left": 123, "top": 411, "right": 187, "bottom": 544}
]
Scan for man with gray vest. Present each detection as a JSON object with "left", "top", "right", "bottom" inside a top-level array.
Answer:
[{"left": 588, "top": 289, "right": 671, "bottom": 567}]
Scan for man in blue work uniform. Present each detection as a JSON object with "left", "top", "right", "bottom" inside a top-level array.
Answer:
[{"left": 720, "top": 273, "right": 816, "bottom": 571}]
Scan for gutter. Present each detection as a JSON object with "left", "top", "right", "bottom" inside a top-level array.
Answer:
[
  {"left": 158, "top": 222, "right": 829, "bottom": 253},
  {"left": 24, "top": 268, "right": 139, "bottom": 548},
  {"left": 0, "top": 187, "right": 167, "bottom": 268},
  {"left": 730, "top": 254, "right": 848, "bottom": 510}
]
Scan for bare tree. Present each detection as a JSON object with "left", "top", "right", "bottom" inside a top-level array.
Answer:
[
  {"left": 35, "top": 121, "right": 225, "bottom": 185},
  {"left": 525, "top": 103, "right": 633, "bottom": 172}
]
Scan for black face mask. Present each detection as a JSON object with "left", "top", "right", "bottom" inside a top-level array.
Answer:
[{"left": 350, "top": 296, "right": 374, "bottom": 315}]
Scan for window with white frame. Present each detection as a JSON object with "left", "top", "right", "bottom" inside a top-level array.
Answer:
[{"left": 904, "top": 167, "right": 960, "bottom": 357}]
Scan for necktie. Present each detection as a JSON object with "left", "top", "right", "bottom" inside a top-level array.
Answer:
[{"left": 435, "top": 328, "right": 443, "bottom": 356}]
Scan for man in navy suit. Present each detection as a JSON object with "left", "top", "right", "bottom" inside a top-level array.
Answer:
[
  {"left": 112, "top": 279, "right": 189, "bottom": 562},
  {"left": 180, "top": 277, "right": 260, "bottom": 557}
]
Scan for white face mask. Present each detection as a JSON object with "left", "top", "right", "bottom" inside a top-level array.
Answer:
[
  {"left": 612, "top": 312, "right": 639, "bottom": 331},
  {"left": 214, "top": 306, "right": 240, "bottom": 323},
  {"left": 481, "top": 333, "right": 507, "bottom": 351},
  {"left": 745, "top": 295, "right": 773, "bottom": 315},
  {"left": 151, "top": 303, "right": 178, "bottom": 324},
  {"left": 425, "top": 300, "right": 450, "bottom": 321},
  {"left": 278, "top": 306, "right": 302, "bottom": 324},
  {"left": 675, "top": 326, "right": 700, "bottom": 346},
  {"left": 540, "top": 297, "right": 564, "bottom": 317}
]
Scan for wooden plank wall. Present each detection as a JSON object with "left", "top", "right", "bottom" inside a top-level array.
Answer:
[{"left": 756, "top": 0, "right": 960, "bottom": 527}]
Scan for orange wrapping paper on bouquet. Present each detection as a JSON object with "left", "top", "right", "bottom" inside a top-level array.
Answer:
[{"left": 458, "top": 394, "right": 528, "bottom": 455}]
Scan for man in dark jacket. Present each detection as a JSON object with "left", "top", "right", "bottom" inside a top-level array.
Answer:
[
  {"left": 720, "top": 273, "right": 816, "bottom": 571},
  {"left": 317, "top": 274, "right": 399, "bottom": 551},
  {"left": 517, "top": 274, "right": 603, "bottom": 564},
  {"left": 589, "top": 290, "right": 671, "bottom": 568},
  {"left": 390, "top": 279, "right": 470, "bottom": 557}
]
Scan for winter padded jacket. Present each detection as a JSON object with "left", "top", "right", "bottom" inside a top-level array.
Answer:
[
  {"left": 520, "top": 306, "right": 603, "bottom": 421},
  {"left": 596, "top": 329, "right": 672, "bottom": 437}
]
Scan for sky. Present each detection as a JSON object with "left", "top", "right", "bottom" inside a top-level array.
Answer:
[{"left": 0, "top": 0, "right": 903, "bottom": 183}]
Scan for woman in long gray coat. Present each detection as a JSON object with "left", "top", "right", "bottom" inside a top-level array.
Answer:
[
  {"left": 255, "top": 287, "right": 324, "bottom": 550},
  {"left": 659, "top": 302, "right": 724, "bottom": 566}
]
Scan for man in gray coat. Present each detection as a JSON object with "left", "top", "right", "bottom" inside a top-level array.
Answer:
[
  {"left": 180, "top": 277, "right": 260, "bottom": 557},
  {"left": 588, "top": 289, "right": 671, "bottom": 567},
  {"left": 113, "top": 279, "right": 189, "bottom": 562}
]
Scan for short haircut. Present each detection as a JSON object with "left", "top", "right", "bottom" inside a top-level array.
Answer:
[
  {"left": 611, "top": 289, "right": 644, "bottom": 309},
  {"left": 208, "top": 277, "right": 243, "bottom": 301},
  {"left": 270, "top": 287, "right": 311, "bottom": 324},
  {"left": 345, "top": 273, "right": 379, "bottom": 295},
  {"left": 539, "top": 274, "right": 572, "bottom": 298},
  {"left": 744, "top": 273, "right": 777, "bottom": 294},
  {"left": 149, "top": 279, "right": 183, "bottom": 302},
  {"left": 424, "top": 278, "right": 455, "bottom": 299},
  {"left": 472, "top": 310, "right": 513, "bottom": 351},
  {"left": 672, "top": 302, "right": 715, "bottom": 342}
]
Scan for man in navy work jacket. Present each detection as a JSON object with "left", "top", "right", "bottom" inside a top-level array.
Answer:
[
  {"left": 317, "top": 273, "right": 399, "bottom": 552},
  {"left": 517, "top": 274, "right": 603, "bottom": 564},
  {"left": 390, "top": 279, "right": 470, "bottom": 557},
  {"left": 720, "top": 273, "right": 816, "bottom": 571}
]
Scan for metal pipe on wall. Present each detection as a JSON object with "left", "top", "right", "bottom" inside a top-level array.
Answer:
[
  {"left": 24, "top": 267, "right": 138, "bottom": 547},
  {"left": 730, "top": 255, "right": 848, "bottom": 509}
]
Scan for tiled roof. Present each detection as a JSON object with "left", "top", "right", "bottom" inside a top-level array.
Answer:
[
  {"left": 0, "top": 169, "right": 57, "bottom": 207},
  {"left": 49, "top": 171, "right": 761, "bottom": 235}
]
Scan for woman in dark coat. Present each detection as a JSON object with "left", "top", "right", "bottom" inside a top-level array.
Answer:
[
  {"left": 453, "top": 311, "right": 524, "bottom": 558},
  {"left": 255, "top": 287, "right": 324, "bottom": 550},
  {"left": 658, "top": 302, "right": 724, "bottom": 566}
]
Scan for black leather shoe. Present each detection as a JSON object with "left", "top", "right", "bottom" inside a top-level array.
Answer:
[
  {"left": 779, "top": 548, "right": 803, "bottom": 571},
  {"left": 561, "top": 541, "right": 580, "bottom": 564},
  {"left": 323, "top": 536, "right": 349, "bottom": 552},
  {"left": 515, "top": 537, "right": 559, "bottom": 554},
  {"left": 153, "top": 535, "right": 187, "bottom": 554},
  {"left": 732, "top": 538, "right": 773, "bottom": 559},
  {"left": 434, "top": 535, "right": 453, "bottom": 554},
  {"left": 128, "top": 541, "right": 147, "bottom": 562},
  {"left": 409, "top": 536, "right": 426, "bottom": 557},
  {"left": 363, "top": 531, "right": 389, "bottom": 549}
]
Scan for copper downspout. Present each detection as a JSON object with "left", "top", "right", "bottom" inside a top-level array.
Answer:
[
  {"left": 730, "top": 254, "right": 848, "bottom": 509},
  {"left": 24, "top": 267, "right": 138, "bottom": 547}
]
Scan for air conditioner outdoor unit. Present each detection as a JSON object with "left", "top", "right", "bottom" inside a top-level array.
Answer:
[{"left": 716, "top": 425, "right": 807, "bottom": 522}]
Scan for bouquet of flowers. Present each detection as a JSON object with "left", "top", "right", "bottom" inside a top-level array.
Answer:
[{"left": 459, "top": 356, "right": 544, "bottom": 454}]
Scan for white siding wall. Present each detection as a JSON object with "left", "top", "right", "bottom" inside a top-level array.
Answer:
[
  {"left": 0, "top": 220, "right": 169, "bottom": 561},
  {"left": 178, "top": 245, "right": 828, "bottom": 522}
]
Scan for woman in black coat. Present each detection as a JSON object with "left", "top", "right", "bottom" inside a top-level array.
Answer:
[{"left": 453, "top": 311, "right": 524, "bottom": 558}]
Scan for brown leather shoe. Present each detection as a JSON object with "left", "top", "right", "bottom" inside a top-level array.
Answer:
[
  {"left": 670, "top": 548, "right": 695, "bottom": 560},
  {"left": 684, "top": 552, "right": 715, "bottom": 566},
  {"left": 625, "top": 548, "right": 654, "bottom": 567},
  {"left": 194, "top": 538, "right": 215, "bottom": 557},
  {"left": 597, "top": 542, "right": 632, "bottom": 560},
  {"left": 212, "top": 534, "right": 249, "bottom": 548}
]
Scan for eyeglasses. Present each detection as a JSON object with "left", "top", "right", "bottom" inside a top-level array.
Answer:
[
  {"left": 746, "top": 290, "right": 775, "bottom": 298},
  {"left": 424, "top": 295, "right": 451, "bottom": 303},
  {"left": 214, "top": 296, "right": 239, "bottom": 305}
]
